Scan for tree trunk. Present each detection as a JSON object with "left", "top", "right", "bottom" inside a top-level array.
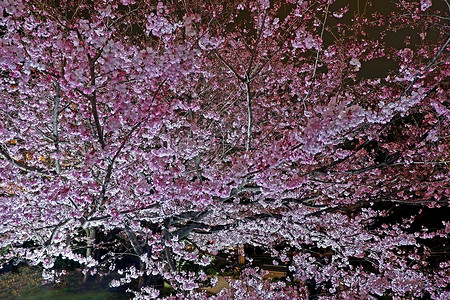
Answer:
[{"left": 83, "top": 227, "right": 96, "bottom": 284}]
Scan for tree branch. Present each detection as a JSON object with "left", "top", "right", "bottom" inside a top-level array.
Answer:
[
  {"left": 0, "top": 144, "right": 55, "bottom": 177},
  {"left": 246, "top": 10, "right": 267, "bottom": 76},
  {"left": 245, "top": 75, "right": 252, "bottom": 151},
  {"left": 300, "top": 2, "right": 330, "bottom": 104},
  {"left": 213, "top": 50, "right": 246, "bottom": 82},
  {"left": 163, "top": 218, "right": 176, "bottom": 272},
  {"left": 379, "top": 36, "right": 450, "bottom": 133},
  {"left": 124, "top": 225, "right": 144, "bottom": 256},
  {"left": 401, "top": 35, "right": 450, "bottom": 98},
  {"left": 94, "top": 80, "right": 166, "bottom": 212},
  {"left": 47, "top": 218, "right": 73, "bottom": 246},
  {"left": 52, "top": 82, "right": 61, "bottom": 174},
  {"left": 87, "top": 53, "right": 106, "bottom": 149}
]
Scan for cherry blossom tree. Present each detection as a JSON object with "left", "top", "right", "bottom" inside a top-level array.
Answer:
[{"left": 0, "top": 0, "right": 449, "bottom": 299}]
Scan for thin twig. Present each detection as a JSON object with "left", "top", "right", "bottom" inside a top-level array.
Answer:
[
  {"left": 379, "top": 35, "right": 450, "bottom": 133},
  {"left": 401, "top": 35, "right": 450, "bottom": 98},
  {"left": 247, "top": 10, "right": 268, "bottom": 75},
  {"left": 301, "top": 2, "right": 330, "bottom": 105},
  {"left": 391, "top": 160, "right": 450, "bottom": 166}
]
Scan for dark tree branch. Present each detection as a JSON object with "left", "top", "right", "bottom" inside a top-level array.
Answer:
[
  {"left": 87, "top": 53, "right": 106, "bottom": 149},
  {"left": 213, "top": 50, "right": 246, "bottom": 82},
  {"left": 0, "top": 144, "right": 55, "bottom": 177},
  {"left": 124, "top": 225, "right": 144, "bottom": 256},
  {"left": 163, "top": 218, "right": 176, "bottom": 272},
  {"left": 94, "top": 80, "right": 166, "bottom": 212}
]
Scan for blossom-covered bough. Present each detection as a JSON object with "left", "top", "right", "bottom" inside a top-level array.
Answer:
[{"left": 0, "top": 0, "right": 449, "bottom": 299}]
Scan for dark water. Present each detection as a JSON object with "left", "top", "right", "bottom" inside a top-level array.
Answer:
[
  {"left": 0, "top": 265, "right": 131, "bottom": 300},
  {"left": 18, "top": 288, "right": 129, "bottom": 300}
]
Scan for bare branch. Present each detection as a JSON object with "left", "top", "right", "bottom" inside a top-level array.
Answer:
[
  {"left": 301, "top": 2, "right": 330, "bottom": 104},
  {"left": 401, "top": 36, "right": 450, "bottom": 98},
  {"left": 391, "top": 160, "right": 450, "bottom": 166},
  {"left": 246, "top": 10, "right": 268, "bottom": 75},
  {"left": 213, "top": 50, "right": 246, "bottom": 82},
  {"left": 379, "top": 36, "right": 450, "bottom": 133}
]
